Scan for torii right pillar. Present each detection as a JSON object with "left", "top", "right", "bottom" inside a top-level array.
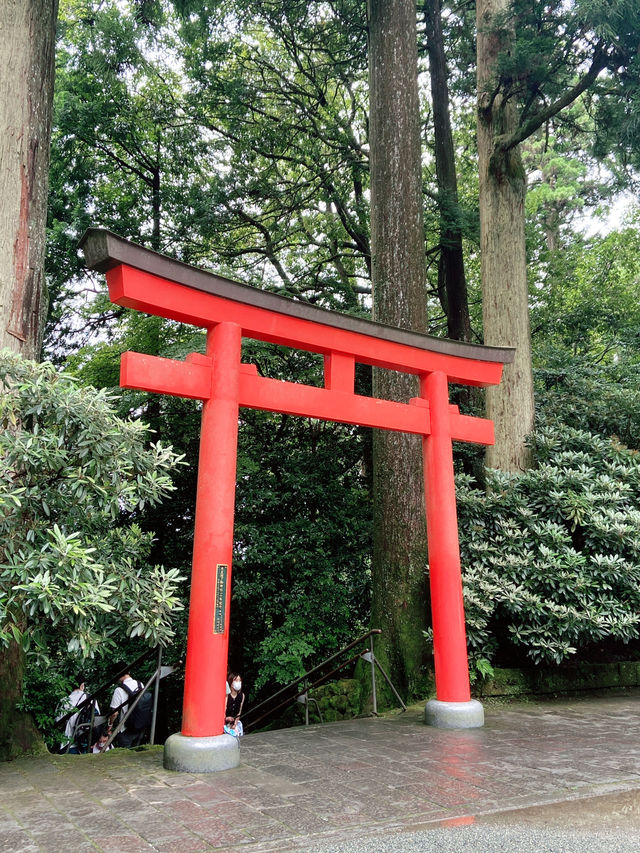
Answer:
[{"left": 422, "top": 370, "right": 484, "bottom": 728}]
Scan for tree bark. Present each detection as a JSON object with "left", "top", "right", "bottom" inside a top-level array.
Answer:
[
  {"left": 368, "top": 0, "right": 431, "bottom": 698},
  {"left": 0, "top": 0, "right": 58, "bottom": 360},
  {"left": 0, "top": 0, "right": 58, "bottom": 760},
  {"left": 423, "top": 0, "right": 472, "bottom": 344},
  {"left": 476, "top": 0, "right": 534, "bottom": 471},
  {"left": 0, "top": 613, "right": 44, "bottom": 762}
]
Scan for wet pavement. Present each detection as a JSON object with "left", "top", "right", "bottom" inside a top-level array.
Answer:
[{"left": 1, "top": 692, "right": 640, "bottom": 852}]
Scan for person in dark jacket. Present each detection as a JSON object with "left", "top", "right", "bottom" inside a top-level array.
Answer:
[{"left": 225, "top": 673, "right": 245, "bottom": 736}]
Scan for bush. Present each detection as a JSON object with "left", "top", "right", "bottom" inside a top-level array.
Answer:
[
  {"left": 0, "top": 350, "right": 186, "bottom": 663},
  {"left": 458, "top": 424, "right": 640, "bottom": 667}
]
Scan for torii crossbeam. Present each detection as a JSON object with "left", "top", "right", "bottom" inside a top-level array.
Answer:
[{"left": 81, "top": 229, "right": 514, "bottom": 772}]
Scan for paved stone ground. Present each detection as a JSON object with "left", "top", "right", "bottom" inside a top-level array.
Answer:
[{"left": 1, "top": 693, "right": 640, "bottom": 852}]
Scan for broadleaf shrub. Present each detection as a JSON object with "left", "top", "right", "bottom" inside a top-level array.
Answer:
[
  {"left": 458, "top": 424, "right": 640, "bottom": 666},
  {"left": 0, "top": 350, "right": 186, "bottom": 661}
]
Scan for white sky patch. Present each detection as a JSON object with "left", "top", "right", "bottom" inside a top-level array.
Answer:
[{"left": 577, "top": 191, "right": 637, "bottom": 238}]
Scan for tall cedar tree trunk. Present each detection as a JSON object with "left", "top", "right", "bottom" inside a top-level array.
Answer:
[
  {"left": 423, "top": 0, "right": 471, "bottom": 344},
  {"left": 368, "top": 0, "right": 431, "bottom": 699},
  {"left": 0, "top": 0, "right": 58, "bottom": 760},
  {"left": 477, "top": 0, "right": 534, "bottom": 471}
]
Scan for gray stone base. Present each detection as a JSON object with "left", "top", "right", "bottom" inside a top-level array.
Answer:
[
  {"left": 425, "top": 698, "right": 484, "bottom": 729},
  {"left": 163, "top": 732, "right": 240, "bottom": 773}
]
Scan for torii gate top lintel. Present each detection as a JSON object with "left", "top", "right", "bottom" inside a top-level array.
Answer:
[{"left": 80, "top": 228, "right": 514, "bottom": 388}]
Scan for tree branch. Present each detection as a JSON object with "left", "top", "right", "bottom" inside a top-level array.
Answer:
[{"left": 496, "top": 46, "right": 610, "bottom": 153}]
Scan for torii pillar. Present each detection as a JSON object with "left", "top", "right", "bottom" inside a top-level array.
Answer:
[{"left": 80, "top": 229, "right": 514, "bottom": 773}]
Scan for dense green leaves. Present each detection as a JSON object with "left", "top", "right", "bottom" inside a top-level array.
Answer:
[
  {"left": 47, "top": 0, "right": 210, "bottom": 359},
  {"left": 531, "top": 216, "right": 640, "bottom": 372},
  {"left": 0, "top": 350, "right": 185, "bottom": 661},
  {"left": 459, "top": 425, "right": 640, "bottom": 666},
  {"left": 173, "top": 0, "right": 371, "bottom": 303},
  {"left": 489, "top": 0, "right": 640, "bottom": 139},
  {"left": 231, "top": 345, "right": 372, "bottom": 691}
]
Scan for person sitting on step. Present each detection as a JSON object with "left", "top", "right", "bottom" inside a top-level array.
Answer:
[{"left": 224, "top": 673, "right": 245, "bottom": 737}]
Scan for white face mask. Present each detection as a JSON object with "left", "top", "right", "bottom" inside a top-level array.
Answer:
[{"left": 232, "top": 680, "right": 242, "bottom": 691}]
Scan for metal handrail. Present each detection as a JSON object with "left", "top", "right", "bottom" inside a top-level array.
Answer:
[
  {"left": 56, "top": 647, "right": 157, "bottom": 730},
  {"left": 99, "top": 666, "right": 159, "bottom": 752},
  {"left": 56, "top": 646, "right": 174, "bottom": 752},
  {"left": 243, "top": 628, "right": 387, "bottom": 732},
  {"left": 245, "top": 651, "right": 363, "bottom": 731}
]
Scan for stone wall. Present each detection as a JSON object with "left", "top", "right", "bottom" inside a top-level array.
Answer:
[
  {"left": 296, "top": 678, "right": 363, "bottom": 724},
  {"left": 478, "top": 661, "right": 640, "bottom": 698}
]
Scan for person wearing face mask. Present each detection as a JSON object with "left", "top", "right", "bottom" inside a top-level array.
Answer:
[{"left": 225, "top": 673, "right": 245, "bottom": 736}]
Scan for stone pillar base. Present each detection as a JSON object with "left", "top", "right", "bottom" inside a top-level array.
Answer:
[
  {"left": 425, "top": 698, "right": 484, "bottom": 729},
  {"left": 163, "top": 732, "right": 240, "bottom": 773}
]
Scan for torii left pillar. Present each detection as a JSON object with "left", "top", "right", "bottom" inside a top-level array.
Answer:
[{"left": 163, "top": 323, "right": 243, "bottom": 771}]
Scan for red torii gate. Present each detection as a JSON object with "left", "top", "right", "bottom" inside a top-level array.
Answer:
[{"left": 81, "top": 229, "right": 514, "bottom": 772}]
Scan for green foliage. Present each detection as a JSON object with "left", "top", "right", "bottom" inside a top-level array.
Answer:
[
  {"left": 47, "top": 0, "right": 209, "bottom": 360},
  {"left": 0, "top": 350, "right": 185, "bottom": 663},
  {"left": 18, "top": 666, "right": 71, "bottom": 751},
  {"left": 531, "top": 218, "right": 640, "bottom": 361},
  {"left": 535, "top": 356, "right": 640, "bottom": 449},
  {"left": 232, "top": 344, "right": 372, "bottom": 692},
  {"left": 494, "top": 0, "right": 640, "bottom": 112},
  {"left": 458, "top": 424, "right": 640, "bottom": 667},
  {"left": 469, "top": 656, "right": 495, "bottom": 685},
  {"left": 522, "top": 115, "right": 615, "bottom": 277},
  {"left": 173, "top": 0, "right": 372, "bottom": 303}
]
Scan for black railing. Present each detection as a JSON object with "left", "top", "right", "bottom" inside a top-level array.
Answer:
[
  {"left": 242, "top": 628, "right": 406, "bottom": 732},
  {"left": 56, "top": 646, "right": 177, "bottom": 752}
]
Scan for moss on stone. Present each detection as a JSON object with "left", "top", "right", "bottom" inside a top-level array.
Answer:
[{"left": 479, "top": 661, "right": 640, "bottom": 699}]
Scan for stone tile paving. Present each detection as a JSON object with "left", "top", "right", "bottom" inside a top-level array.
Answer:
[{"left": 1, "top": 693, "right": 640, "bottom": 852}]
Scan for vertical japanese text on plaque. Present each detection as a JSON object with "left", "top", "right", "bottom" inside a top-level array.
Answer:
[{"left": 214, "top": 564, "right": 227, "bottom": 634}]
